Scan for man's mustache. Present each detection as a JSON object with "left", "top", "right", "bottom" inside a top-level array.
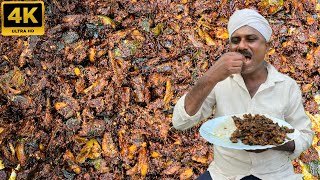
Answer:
[{"left": 238, "top": 50, "right": 252, "bottom": 58}]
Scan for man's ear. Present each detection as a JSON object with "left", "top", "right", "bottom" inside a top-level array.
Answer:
[{"left": 265, "top": 41, "right": 271, "bottom": 53}]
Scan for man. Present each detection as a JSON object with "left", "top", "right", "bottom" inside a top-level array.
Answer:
[{"left": 172, "top": 9, "right": 314, "bottom": 180}]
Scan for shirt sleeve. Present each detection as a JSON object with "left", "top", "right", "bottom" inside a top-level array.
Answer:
[
  {"left": 172, "top": 89, "right": 216, "bottom": 130},
  {"left": 285, "top": 82, "right": 314, "bottom": 160}
]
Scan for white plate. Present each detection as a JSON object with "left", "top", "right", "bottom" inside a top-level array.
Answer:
[{"left": 199, "top": 113, "right": 300, "bottom": 150}]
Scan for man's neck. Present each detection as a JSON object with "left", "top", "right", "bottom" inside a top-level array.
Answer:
[{"left": 241, "top": 62, "right": 268, "bottom": 98}]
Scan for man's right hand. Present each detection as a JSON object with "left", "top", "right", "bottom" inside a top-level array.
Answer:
[
  {"left": 204, "top": 52, "right": 245, "bottom": 83},
  {"left": 184, "top": 52, "right": 245, "bottom": 116}
]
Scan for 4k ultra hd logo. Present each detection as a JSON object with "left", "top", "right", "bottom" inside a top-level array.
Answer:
[{"left": 1, "top": 1, "right": 44, "bottom": 36}]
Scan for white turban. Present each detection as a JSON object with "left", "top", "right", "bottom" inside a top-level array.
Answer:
[{"left": 227, "top": 9, "right": 272, "bottom": 41}]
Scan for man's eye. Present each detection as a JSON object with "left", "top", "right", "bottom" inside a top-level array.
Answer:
[
  {"left": 247, "top": 38, "right": 257, "bottom": 42},
  {"left": 231, "top": 39, "right": 240, "bottom": 44}
]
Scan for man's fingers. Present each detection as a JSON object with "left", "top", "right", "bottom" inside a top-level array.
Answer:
[
  {"left": 232, "top": 60, "right": 243, "bottom": 67},
  {"left": 245, "top": 149, "right": 268, "bottom": 153},
  {"left": 227, "top": 52, "right": 243, "bottom": 56},
  {"left": 229, "top": 67, "right": 242, "bottom": 74},
  {"left": 226, "top": 52, "right": 246, "bottom": 59}
]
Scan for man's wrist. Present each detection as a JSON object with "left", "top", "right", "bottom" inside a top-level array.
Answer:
[{"left": 201, "top": 72, "right": 221, "bottom": 86}]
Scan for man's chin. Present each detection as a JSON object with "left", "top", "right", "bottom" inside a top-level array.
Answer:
[{"left": 241, "top": 68, "right": 253, "bottom": 75}]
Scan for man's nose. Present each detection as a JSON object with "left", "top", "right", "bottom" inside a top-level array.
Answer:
[{"left": 237, "top": 39, "right": 248, "bottom": 50}]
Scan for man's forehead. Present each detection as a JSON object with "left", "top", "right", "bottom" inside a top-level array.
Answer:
[{"left": 231, "top": 26, "right": 264, "bottom": 38}]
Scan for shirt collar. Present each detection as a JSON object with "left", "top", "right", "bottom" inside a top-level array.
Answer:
[{"left": 264, "top": 62, "right": 285, "bottom": 84}]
